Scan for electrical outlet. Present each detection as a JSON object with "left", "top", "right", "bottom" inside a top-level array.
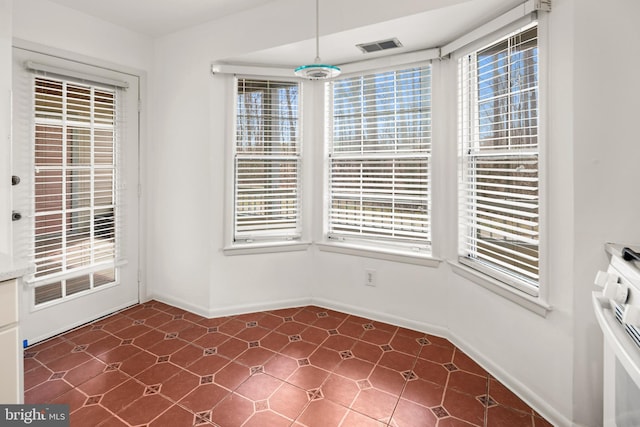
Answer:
[{"left": 365, "top": 269, "right": 377, "bottom": 287}]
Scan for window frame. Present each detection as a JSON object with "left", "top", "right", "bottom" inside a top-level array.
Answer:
[
  {"left": 455, "top": 21, "right": 548, "bottom": 305},
  {"left": 321, "top": 64, "right": 436, "bottom": 264},
  {"left": 223, "top": 74, "right": 311, "bottom": 255}
]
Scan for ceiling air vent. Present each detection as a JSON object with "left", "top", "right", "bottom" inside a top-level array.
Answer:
[{"left": 356, "top": 38, "right": 403, "bottom": 54}]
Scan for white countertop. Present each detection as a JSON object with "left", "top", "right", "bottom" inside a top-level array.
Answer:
[{"left": 0, "top": 253, "right": 33, "bottom": 282}]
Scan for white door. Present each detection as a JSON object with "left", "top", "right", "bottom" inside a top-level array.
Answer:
[{"left": 12, "top": 48, "right": 140, "bottom": 345}]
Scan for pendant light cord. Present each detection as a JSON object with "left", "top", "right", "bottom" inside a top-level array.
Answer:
[{"left": 315, "top": 0, "right": 321, "bottom": 63}]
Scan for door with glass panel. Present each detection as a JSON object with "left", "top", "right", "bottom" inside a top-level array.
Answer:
[{"left": 12, "top": 48, "right": 140, "bottom": 344}]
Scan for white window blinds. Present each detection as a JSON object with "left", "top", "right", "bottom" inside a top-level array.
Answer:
[
  {"left": 458, "top": 24, "right": 539, "bottom": 294},
  {"left": 27, "top": 75, "right": 123, "bottom": 304},
  {"left": 234, "top": 78, "right": 301, "bottom": 242},
  {"left": 327, "top": 66, "right": 431, "bottom": 251}
]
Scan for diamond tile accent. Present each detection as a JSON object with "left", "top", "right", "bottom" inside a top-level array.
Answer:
[
  {"left": 23, "top": 301, "right": 553, "bottom": 427},
  {"left": 255, "top": 400, "right": 269, "bottom": 411},
  {"left": 477, "top": 394, "right": 498, "bottom": 407},
  {"left": 307, "top": 388, "right": 324, "bottom": 400},
  {"left": 298, "top": 358, "right": 310, "bottom": 367},
  {"left": 432, "top": 406, "right": 449, "bottom": 418},
  {"left": 85, "top": 395, "right": 102, "bottom": 406},
  {"left": 105, "top": 362, "right": 121, "bottom": 372},
  {"left": 250, "top": 366, "right": 264, "bottom": 375},
  {"left": 401, "top": 370, "right": 417, "bottom": 381},
  {"left": 145, "top": 384, "right": 161, "bottom": 395},
  {"left": 194, "top": 411, "right": 212, "bottom": 425},
  {"left": 357, "top": 379, "right": 372, "bottom": 390},
  {"left": 289, "top": 335, "right": 302, "bottom": 342},
  {"left": 339, "top": 350, "right": 354, "bottom": 360},
  {"left": 50, "top": 371, "right": 66, "bottom": 380}
]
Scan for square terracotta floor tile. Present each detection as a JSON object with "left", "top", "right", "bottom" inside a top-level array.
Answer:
[
  {"left": 214, "top": 361, "right": 251, "bottom": 391},
  {"left": 77, "top": 370, "right": 129, "bottom": 397},
  {"left": 24, "top": 301, "right": 550, "bottom": 427},
  {"left": 50, "top": 387, "right": 88, "bottom": 414},
  {"left": 149, "top": 404, "right": 197, "bottom": 426},
  {"left": 23, "top": 365, "right": 53, "bottom": 391},
  {"left": 287, "top": 365, "right": 330, "bottom": 391},
  {"left": 229, "top": 372, "right": 280, "bottom": 402},
  {"left": 244, "top": 409, "right": 292, "bottom": 427},
  {"left": 116, "top": 393, "right": 173, "bottom": 425},
  {"left": 179, "top": 383, "right": 231, "bottom": 413},
  {"left": 391, "top": 398, "right": 438, "bottom": 427},
  {"left": 69, "top": 404, "right": 112, "bottom": 427},
  {"left": 351, "top": 387, "right": 399, "bottom": 421},
  {"left": 210, "top": 392, "right": 255, "bottom": 427},
  {"left": 25, "top": 379, "right": 72, "bottom": 404},
  {"left": 264, "top": 354, "right": 300, "bottom": 381},
  {"left": 269, "top": 382, "right": 310, "bottom": 420},
  {"left": 159, "top": 368, "right": 201, "bottom": 402},
  {"left": 321, "top": 374, "right": 360, "bottom": 408},
  {"left": 64, "top": 358, "right": 108, "bottom": 387},
  {"left": 296, "top": 397, "right": 348, "bottom": 427}
]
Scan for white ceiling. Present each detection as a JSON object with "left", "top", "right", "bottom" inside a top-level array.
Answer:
[
  {"left": 45, "top": 0, "right": 525, "bottom": 66},
  {"left": 225, "top": 0, "right": 522, "bottom": 67},
  {"left": 45, "top": 0, "right": 280, "bottom": 37}
]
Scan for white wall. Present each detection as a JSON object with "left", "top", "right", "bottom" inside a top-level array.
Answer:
[
  {"left": 571, "top": 0, "right": 640, "bottom": 424},
  {"left": 0, "top": 0, "right": 12, "bottom": 255},
  {"left": 8, "top": 0, "right": 640, "bottom": 425}
]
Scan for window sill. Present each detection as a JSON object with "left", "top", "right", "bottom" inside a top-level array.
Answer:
[
  {"left": 316, "top": 241, "right": 441, "bottom": 267},
  {"left": 448, "top": 260, "right": 551, "bottom": 317},
  {"left": 222, "top": 241, "right": 312, "bottom": 256}
]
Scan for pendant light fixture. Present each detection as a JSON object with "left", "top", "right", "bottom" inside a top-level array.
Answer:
[{"left": 294, "top": 0, "right": 341, "bottom": 80}]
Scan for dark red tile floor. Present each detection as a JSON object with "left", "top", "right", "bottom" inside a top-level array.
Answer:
[{"left": 24, "top": 301, "right": 553, "bottom": 426}]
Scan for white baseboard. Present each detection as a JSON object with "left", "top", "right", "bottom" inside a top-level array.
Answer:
[
  {"left": 148, "top": 292, "right": 313, "bottom": 319},
  {"left": 311, "top": 297, "right": 450, "bottom": 340},
  {"left": 26, "top": 299, "right": 138, "bottom": 346},
  {"left": 447, "top": 330, "right": 571, "bottom": 427},
  {"left": 145, "top": 293, "right": 572, "bottom": 426},
  {"left": 206, "top": 297, "right": 313, "bottom": 318},
  {"left": 147, "top": 292, "right": 211, "bottom": 318}
]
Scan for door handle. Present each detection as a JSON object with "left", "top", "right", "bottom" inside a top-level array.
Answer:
[{"left": 12, "top": 211, "right": 21, "bottom": 221}]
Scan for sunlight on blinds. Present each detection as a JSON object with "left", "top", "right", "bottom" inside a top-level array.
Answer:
[
  {"left": 458, "top": 24, "right": 539, "bottom": 293},
  {"left": 328, "top": 66, "right": 431, "bottom": 250}
]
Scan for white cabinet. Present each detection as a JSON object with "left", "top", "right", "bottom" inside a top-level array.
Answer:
[{"left": 0, "top": 278, "right": 20, "bottom": 403}]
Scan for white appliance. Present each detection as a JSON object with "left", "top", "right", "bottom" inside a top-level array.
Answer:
[{"left": 593, "top": 244, "right": 640, "bottom": 427}]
